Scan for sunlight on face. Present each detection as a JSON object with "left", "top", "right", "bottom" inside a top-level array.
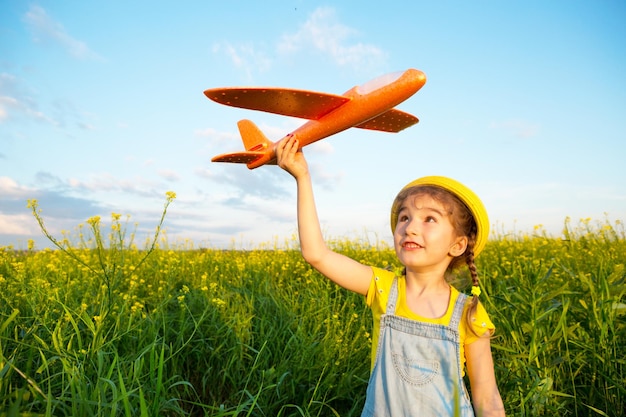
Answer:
[{"left": 393, "top": 194, "right": 465, "bottom": 272}]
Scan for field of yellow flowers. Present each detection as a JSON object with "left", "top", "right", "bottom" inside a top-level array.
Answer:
[{"left": 0, "top": 197, "right": 624, "bottom": 416}]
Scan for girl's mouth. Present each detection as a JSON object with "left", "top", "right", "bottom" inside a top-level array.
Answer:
[{"left": 402, "top": 241, "right": 423, "bottom": 249}]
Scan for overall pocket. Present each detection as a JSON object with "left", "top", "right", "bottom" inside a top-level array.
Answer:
[{"left": 391, "top": 353, "right": 440, "bottom": 386}]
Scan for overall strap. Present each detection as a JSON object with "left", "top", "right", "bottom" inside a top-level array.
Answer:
[
  {"left": 449, "top": 292, "right": 468, "bottom": 330},
  {"left": 385, "top": 277, "right": 400, "bottom": 315},
  {"left": 385, "top": 278, "right": 469, "bottom": 331}
]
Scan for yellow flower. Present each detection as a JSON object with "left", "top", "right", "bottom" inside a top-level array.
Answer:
[
  {"left": 87, "top": 216, "right": 101, "bottom": 227},
  {"left": 166, "top": 191, "right": 177, "bottom": 201},
  {"left": 211, "top": 298, "right": 226, "bottom": 307},
  {"left": 131, "top": 301, "right": 144, "bottom": 313},
  {"left": 471, "top": 286, "right": 482, "bottom": 297}
]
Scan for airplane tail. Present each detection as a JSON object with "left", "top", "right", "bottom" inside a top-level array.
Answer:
[
  {"left": 211, "top": 119, "right": 275, "bottom": 168},
  {"left": 238, "top": 119, "right": 273, "bottom": 152}
]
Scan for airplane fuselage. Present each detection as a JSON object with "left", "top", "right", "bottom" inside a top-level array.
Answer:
[{"left": 246, "top": 69, "right": 426, "bottom": 168}]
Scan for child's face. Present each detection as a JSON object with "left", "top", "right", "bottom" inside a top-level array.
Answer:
[{"left": 393, "top": 194, "right": 468, "bottom": 272}]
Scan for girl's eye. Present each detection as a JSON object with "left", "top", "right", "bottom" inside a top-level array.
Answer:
[
  {"left": 399, "top": 215, "right": 409, "bottom": 222},
  {"left": 425, "top": 216, "right": 437, "bottom": 223}
]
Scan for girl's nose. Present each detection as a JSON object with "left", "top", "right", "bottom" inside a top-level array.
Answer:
[{"left": 404, "top": 218, "right": 419, "bottom": 235}]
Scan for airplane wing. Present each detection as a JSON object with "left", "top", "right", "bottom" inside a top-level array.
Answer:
[
  {"left": 211, "top": 151, "right": 265, "bottom": 164},
  {"left": 204, "top": 87, "right": 350, "bottom": 120},
  {"left": 355, "top": 109, "right": 419, "bottom": 132}
]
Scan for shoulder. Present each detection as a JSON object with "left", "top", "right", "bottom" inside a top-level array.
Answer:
[
  {"left": 463, "top": 297, "right": 496, "bottom": 344},
  {"left": 365, "top": 267, "right": 396, "bottom": 309},
  {"left": 371, "top": 267, "right": 396, "bottom": 283}
]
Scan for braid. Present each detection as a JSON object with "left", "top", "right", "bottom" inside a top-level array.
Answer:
[
  {"left": 464, "top": 245, "right": 484, "bottom": 337},
  {"left": 466, "top": 247, "right": 479, "bottom": 288}
]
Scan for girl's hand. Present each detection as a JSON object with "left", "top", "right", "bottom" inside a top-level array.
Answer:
[{"left": 276, "top": 135, "right": 309, "bottom": 180}]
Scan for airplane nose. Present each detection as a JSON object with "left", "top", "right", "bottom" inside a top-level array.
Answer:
[{"left": 399, "top": 68, "right": 427, "bottom": 92}]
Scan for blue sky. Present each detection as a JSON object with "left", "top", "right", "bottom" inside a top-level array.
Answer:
[{"left": 1, "top": 1, "right": 625, "bottom": 249}]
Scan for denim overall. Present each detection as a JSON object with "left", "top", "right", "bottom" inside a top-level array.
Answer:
[{"left": 361, "top": 278, "right": 474, "bottom": 417}]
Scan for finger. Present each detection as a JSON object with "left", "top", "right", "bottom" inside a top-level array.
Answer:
[
  {"left": 277, "top": 138, "right": 292, "bottom": 166},
  {"left": 277, "top": 136, "right": 287, "bottom": 152},
  {"left": 288, "top": 136, "right": 300, "bottom": 154},
  {"left": 277, "top": 137, "right": 292, "bottom": 160},
  {"left": 280, "top": 139, "right": 293, "bottom": 160},
  {"left": 277, "top": 135, "right": 293, "bottom": 155},
  {"left": 284, "top": 134, "right": 296, "bottom": 149}
]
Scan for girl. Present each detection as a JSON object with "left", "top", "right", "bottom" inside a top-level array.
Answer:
[{"left": 276, "top": 136, "right": 505, "bottom": 417}]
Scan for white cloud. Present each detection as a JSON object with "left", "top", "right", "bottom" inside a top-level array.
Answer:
[
  {"left": 194, "top": 167, "right": 215, "bottom": 179},
  {"left": 0, "top": 176, "right": 35, "bottom": 198},
  {"left": 0, "top": 73, "right": 58, "bottom": 125},
  {"left": 278, "top": 7, "right": 387, "bottom": 69},
  {"left": 308, "top": 161, "right": 343, "bottom": 191},
  {"left": 212, "top": 41, "right": 272, "bottom": 80},
  {"left": 308, "top": 139, "right": 334, "bottom": 155},
  {"left": 67, "top": 173, "right": 159, "bottom": 197},
  {"left": 0, "top": 96, "right": 16, "bottom": 121},
  {"left": 23, "top": 5, "right": 104, "bottom": 61},
  {"left": 0, "top": 93, "right": 56, "bottom": 125},
  {"left": 0, "top": 214, "right": 37, "bottom": 235},
  {"left": 211, "top": 7, "right": 387, "bottom": 78},
  {"left": 157, "top": 169, "right": 181, "bottom": 182},
  {"left": 0, "top": 176, "right": 108, "bottom": 241}
]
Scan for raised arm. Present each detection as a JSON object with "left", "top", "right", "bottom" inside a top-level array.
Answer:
[{"left": 276, "top": 136, "right": 372, "bottom": 295}]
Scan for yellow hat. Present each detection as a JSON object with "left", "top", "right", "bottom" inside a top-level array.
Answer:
[{"left": 390, "top": 176, "right": 489, "bottom": 257}]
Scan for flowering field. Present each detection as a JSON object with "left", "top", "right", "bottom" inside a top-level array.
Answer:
[{"left": 0, "top": 200, "right": 624, "bottom": 416}]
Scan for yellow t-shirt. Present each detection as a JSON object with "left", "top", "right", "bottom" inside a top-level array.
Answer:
[{"left": 365, "top": 267, "right": 495, "bottom": 376}]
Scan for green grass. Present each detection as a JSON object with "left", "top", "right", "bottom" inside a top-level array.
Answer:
[{"left": 0, "top": 212, "right": 624, "bottom": 416}]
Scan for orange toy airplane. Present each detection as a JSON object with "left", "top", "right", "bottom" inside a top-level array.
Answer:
[{"left": 204, "top": 68, "right": 426, "bottom": 169}]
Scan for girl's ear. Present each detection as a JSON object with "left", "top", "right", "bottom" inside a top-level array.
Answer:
[{"left": 449, "top": 236, "right": 468, "bottom": 257}]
